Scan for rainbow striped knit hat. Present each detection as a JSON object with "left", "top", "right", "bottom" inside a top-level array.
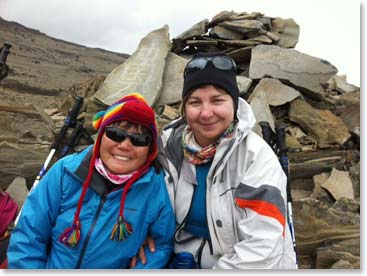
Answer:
[{"left": 59, "top": 93, "right": 158, "bottom": 247}]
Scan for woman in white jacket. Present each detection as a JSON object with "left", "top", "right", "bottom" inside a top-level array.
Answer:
[{"left": 158, "top": 52, "right": 297, "bottom": 269}]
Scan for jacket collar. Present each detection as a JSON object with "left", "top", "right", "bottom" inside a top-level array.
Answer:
[
  {"left": 74, "top": 149, "right": 107, "bottom": 196},
  {"left": 235, "top": 97, "right": 256, "bottom": 139}
]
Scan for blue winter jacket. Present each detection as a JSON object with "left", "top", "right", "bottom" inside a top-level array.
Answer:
[{"left": 7, "top": 146, "right": 175, "bottom": 268}]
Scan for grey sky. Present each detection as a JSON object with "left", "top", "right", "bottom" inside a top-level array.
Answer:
[{"left": 0, "top": 0, "right": 361, "bottom": 86}]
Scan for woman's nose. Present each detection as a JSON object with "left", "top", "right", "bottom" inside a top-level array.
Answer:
[{"left": 200, "top": 104, "right": 214, "bottom": 118}]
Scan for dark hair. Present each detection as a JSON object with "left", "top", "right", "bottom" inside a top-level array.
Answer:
[
  {"left": 110, "top": 120, "right": 152, "bottom": 138},
  {"left": 151, "top": 158, "right": 162, "bottom": 173}
]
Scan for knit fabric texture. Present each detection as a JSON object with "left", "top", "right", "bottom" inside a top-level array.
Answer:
[{"left": 182, "top": 52, "right": 240, "bottom": 111}]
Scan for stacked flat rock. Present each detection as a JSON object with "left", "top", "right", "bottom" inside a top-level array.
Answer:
[{"left": 171, "top": 11, "right": 299, "bottom": 73}]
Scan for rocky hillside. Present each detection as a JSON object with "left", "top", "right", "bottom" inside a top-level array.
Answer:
[{"left": 0, "top": 16, "right": 128, "bottom": 109}]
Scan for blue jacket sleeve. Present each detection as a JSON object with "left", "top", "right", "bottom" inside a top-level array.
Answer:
[
  {"left": 134, "top": 172, "right": 175, "bottom": 269},
  {"left": 7, "top": 160, "right": 64, "bottom": 268}
]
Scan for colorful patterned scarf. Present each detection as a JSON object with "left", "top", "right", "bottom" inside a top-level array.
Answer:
[{"left": 182, "top": 122, "right": 235, "bottom": 165}]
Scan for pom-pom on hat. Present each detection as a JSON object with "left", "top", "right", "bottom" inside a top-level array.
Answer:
[
  {"left": 182, "top": 52, "right": 240, "bottom": 111},
  {"left": 59, "top": 93, "right": 158, "bottom": 247}
]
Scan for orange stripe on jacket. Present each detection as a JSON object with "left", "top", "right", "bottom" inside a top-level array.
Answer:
[{"left": 235, "top": 198, "right": 286, "bottom": 235}]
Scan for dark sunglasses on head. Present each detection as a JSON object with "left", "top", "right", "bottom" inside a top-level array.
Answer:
[
  {"left": 184, "top": 56, "right": 237, "bottom": 77},
  {"left": 105, "top": 126, "right": 152, "bottom": 147}
]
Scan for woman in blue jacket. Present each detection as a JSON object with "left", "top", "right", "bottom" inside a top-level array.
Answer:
[{"left": 7, "top": 93, "right": 175, "bottom": 269}]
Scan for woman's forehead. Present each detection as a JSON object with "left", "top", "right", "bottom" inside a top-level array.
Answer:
[{"left": 189, "top": 85, "right": 228, "bottom": 98}]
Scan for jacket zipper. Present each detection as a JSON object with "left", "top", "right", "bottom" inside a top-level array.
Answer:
[
  {"left": 75, "top": 193, "right": 107, "bottom": 268},
  {"left": 211, "top": 139, "right": 235, "bottom": 177},
  {"left": 174, "top": 185, "right": 195, "bottom": 244},
  {"left": 197, "top": 239, "right": 206, "bottom": 268},
  {"left": 198, "top": 140, "right": 233, "bottom": 267}
]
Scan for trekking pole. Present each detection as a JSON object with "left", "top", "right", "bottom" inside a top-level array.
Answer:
[
  {"left": 0, "top": 42, "right": 12, "bottom": 81},
  {"left": 276, "top": 124, "right": 298, "bottom": 267},
  {"left": 34, "top": 96, "right": 84, "bottom": 188},
  {"left": 59, "top": 122, "right": 94, "bottom": 158},
  {"left": 260, "top": 121, "right": 298, "bottom": 266},
  {"left": 259, "top": 121, "right": 276, "bottom": 150},
  {"left": 80, "top": 125, "right": 95, "bottom": 145},
  {"left": 59, "top": 122, "right": 84, "bottom": 158},
  {"left": 0, "top": 42, "right": 11, "bottom": 65},
  {"left": 14, "top": 96, "right": 84, "bottom": 224}
]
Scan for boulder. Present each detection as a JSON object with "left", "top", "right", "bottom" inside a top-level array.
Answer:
[{"left": 249, "top": 45, "right": 338, "bottom": 100}]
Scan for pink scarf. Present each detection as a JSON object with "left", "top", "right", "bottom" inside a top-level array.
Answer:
[{"left": 94, "top": 158, "right": 137, "bottom": 185}]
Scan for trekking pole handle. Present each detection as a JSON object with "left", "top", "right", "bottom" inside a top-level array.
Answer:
[
  {"left": 0, "top": 42, "right": 12, "bottom": 65},
  {"left": 59, "top": 123, "right": 83, "bottom": 157},
  {"left": 259, "top": 121, "right": 276, "bottom": 148},
  {"left": 51, "top": 96, "right": 84, "bottom": 150},
  {"left": 67, "top": 96, "right": 84, "bottom": 126}
]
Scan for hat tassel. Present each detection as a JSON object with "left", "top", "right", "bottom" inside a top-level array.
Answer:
[
  {"left": 110, "top": 216, "right": 132, "bottom": 241},
  {"left": 59, "top": 220, "right": 81, "bottom": 247}
]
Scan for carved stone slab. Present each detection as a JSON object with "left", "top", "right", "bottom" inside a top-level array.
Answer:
[{"left": 94, "top": 26, "right": 171, "bottom": 106}]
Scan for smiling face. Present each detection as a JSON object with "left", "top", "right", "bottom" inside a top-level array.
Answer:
[
  {"left": 99, "top": 121, "right": 151, "bottom": 174},
  {"left": 184, "top": 85, "right": 235, "bottom": 147}
]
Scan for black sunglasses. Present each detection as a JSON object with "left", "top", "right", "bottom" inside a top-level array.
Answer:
[
  {"left": 184, "top": 56, "right": 237, "bottom": 77},
  {"left": 105, "top": 126, "right": 152, "bottom": 147}
]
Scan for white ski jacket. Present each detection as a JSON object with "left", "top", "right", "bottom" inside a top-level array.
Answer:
[{"left": 160, "top": 98, "right": 297, "bottom": 269}]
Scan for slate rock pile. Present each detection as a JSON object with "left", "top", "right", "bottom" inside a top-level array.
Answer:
[{"left": 171, "top": 10, "right": 299, "bottom": 75}]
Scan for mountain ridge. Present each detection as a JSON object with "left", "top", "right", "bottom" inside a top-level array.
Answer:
[{"left": 0, "top": 16, "right": 128, "bottom": 109}]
